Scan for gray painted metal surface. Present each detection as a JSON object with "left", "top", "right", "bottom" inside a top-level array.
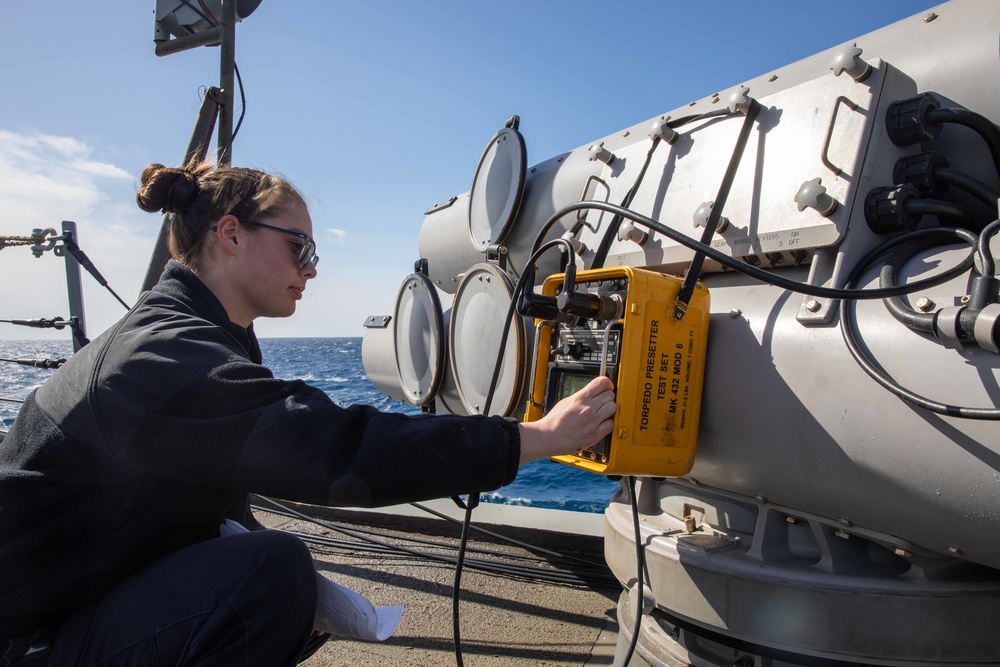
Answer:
[{"left": 363, "top": 1, "right": 1000, "bottom": 662}]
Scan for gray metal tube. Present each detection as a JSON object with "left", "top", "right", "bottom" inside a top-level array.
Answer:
[
  {"left": 140, "top": 89, "right": 222, "bottom": 293},
  {"left": 60, "top": 221, "right": 87, "bottom": 352},
  {"left": 217, "top": 0, "right": 237, "bottom": 165},
  {"left": 153, "top": 27, "right": 222, "bottom": 57}
]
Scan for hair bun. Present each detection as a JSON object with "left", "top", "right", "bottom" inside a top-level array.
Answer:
[{"left": 136, "top": 164, "right": 200, "bottom": 214}]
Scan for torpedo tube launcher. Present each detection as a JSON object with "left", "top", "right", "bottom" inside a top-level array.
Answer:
[{"left": 523, "top": 266, "right": 710, "bottom": 477}]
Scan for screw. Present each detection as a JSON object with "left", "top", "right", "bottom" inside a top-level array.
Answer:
[
  {"left": 915, "top": 297, "right": 935, "bottom": 312},
  {"left": 948, "top": 546, "right": 964, "bottom": 556},
  {"left": 895, "top": 548, "right": 912, "bottom": 558},
  {"left": 805, "top": 299, "right": 822, "bottom": 313},
  {"left": 730, "top": 308, "right": 742, "bottom": 318},
  {"left": 924, "top": 12, "right": 938, "bottom": 22}
]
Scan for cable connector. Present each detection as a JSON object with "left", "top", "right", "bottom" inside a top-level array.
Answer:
[
  {"left": 886, "top": 93, "right": 942, "bottom": 146},
  {"left": 0, "top": 316, "right": 72, "bottom": 330},
  {"left": 931, "top": 302, "right": 1000, "bottom": 353}
]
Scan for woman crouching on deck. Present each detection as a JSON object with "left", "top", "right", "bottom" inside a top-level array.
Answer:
[{"left": 0, "top": 161, "right": 616, "bottom": 666}]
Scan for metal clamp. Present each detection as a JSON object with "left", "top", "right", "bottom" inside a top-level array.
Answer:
[{"left": 30, "top": 228, "right": 61, "bottom": 258}]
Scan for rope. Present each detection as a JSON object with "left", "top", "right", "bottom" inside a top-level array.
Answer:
[{"left": 0, "top": 237, "right": 35, "bottom": 250}]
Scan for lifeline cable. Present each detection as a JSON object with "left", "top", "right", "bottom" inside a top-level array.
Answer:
[
  {"left": 0, "top": 357, "right": 65, "bottom": 370},
  {"left": 0, "top": 236, "right": 34, "bottom": 250}
]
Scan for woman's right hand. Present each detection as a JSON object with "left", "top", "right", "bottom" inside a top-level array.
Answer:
[{"left": 517, "top": 376, "right": 617, "bottom": 465}]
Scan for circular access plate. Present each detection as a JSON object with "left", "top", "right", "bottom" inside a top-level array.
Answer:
[
  {"left": 393, "top": 273, "right": 445, "bottom": 406},
  {"left": 449, "top": 263, "right": 527, "bottom": 417},
  {"left": 468, "top": 126, "right": 527, "bottom": 251}
]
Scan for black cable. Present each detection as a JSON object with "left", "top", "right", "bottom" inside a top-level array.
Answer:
[
  {"left": 926, "top": 107, "right": 1000, "bottom": 181},
  {"left": 589, "top": 108, "right": 742, "bottom": 270},
  {"left": 590, "top": 137, "right": 661, "bottom": 269},
  {"left": 292, "top": 530, "right": 618, "bottom": 587},
  {"left": 483, "top": 238, "right": 576, "bottom": 418},
  {"left": 62, "top": 238, "right": 131, "bottom": 310},
  {"left": 619, "top": 476, "right": 644, "bottom": 667},
  {"left": 879, "top": 241, "right": 939, "bottom": 333},
  {"left": 260, "top": 499, "right": 560, "bottom": 564},
  {"left": 453, "top": 500, "right": 474, "bottom": 667},
  {"left": 936, "top": 167, "right": 1000, "bottom": 210},
  {"left": 229, "top": 61, "right": 247, "bottom": 148},
  {"left": 976, "top": 219, "right": 1000, "bottom": 277},
  {"left": 253, "top": 498, "right": 617, "bottom": 587},
  {"left": 905, "top": 198, "right": 977, "bottom": 231},
  {"left": 839, "top": 227, "right": 1000, "bottom": 419},
  {"left": 677, "top": 100, "right": 761, "bottom": 314},
  {"left": 409, "top": 502, "right": 607, "bottom": 569},
  {"left": 452, "top": 237, "right": 576, "bottom": 667},
  {"left": 177, "top": 0, "right": 246, "bottom": 158},
  {"left": 533, "top": 201, "right": 974, "bottom": 301}
]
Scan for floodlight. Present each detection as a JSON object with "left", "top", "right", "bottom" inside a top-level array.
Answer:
[{"left": 153, "top": 0, "right": 262, "bottom": 43}]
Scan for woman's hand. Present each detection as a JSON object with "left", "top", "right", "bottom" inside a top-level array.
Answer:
[{"left": 517, "top": 376, "right": 617, "bottom": 465}]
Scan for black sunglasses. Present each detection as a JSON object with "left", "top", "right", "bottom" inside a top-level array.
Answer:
[{"left": 248, "top": 221, "right": 319, "bottom": 269}]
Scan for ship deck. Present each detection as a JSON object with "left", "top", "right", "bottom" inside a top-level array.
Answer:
[{"left": 256, "top": 497, "right": 622, "bottom": 666}]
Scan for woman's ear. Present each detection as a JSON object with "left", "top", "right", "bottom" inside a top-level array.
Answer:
[{"left": 214, "top": 214, "right": 242, "bottom": 259}]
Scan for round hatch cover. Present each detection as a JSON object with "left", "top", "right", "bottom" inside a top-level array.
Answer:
[
  {"left": 393, "top": 272, "right": 445, "bottom": 406},
  {"left": 468, "top": 124, "right": 527, "bottom": 251},
  {"left": 449, "top": 263, "right": 528, "bottom": 417}
]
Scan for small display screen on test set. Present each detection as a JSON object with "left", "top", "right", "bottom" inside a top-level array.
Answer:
[{"left": 557, "top": 372, "right": 594, "bottom": 400}]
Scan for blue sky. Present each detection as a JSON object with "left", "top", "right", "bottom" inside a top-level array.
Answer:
[{"left": 0, "top": 0, "right": 941, "bottom": 339}]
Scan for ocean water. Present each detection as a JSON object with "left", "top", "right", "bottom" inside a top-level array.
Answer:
[{"left": 0, "top": 337, "right": 620, "bottom": 513}]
